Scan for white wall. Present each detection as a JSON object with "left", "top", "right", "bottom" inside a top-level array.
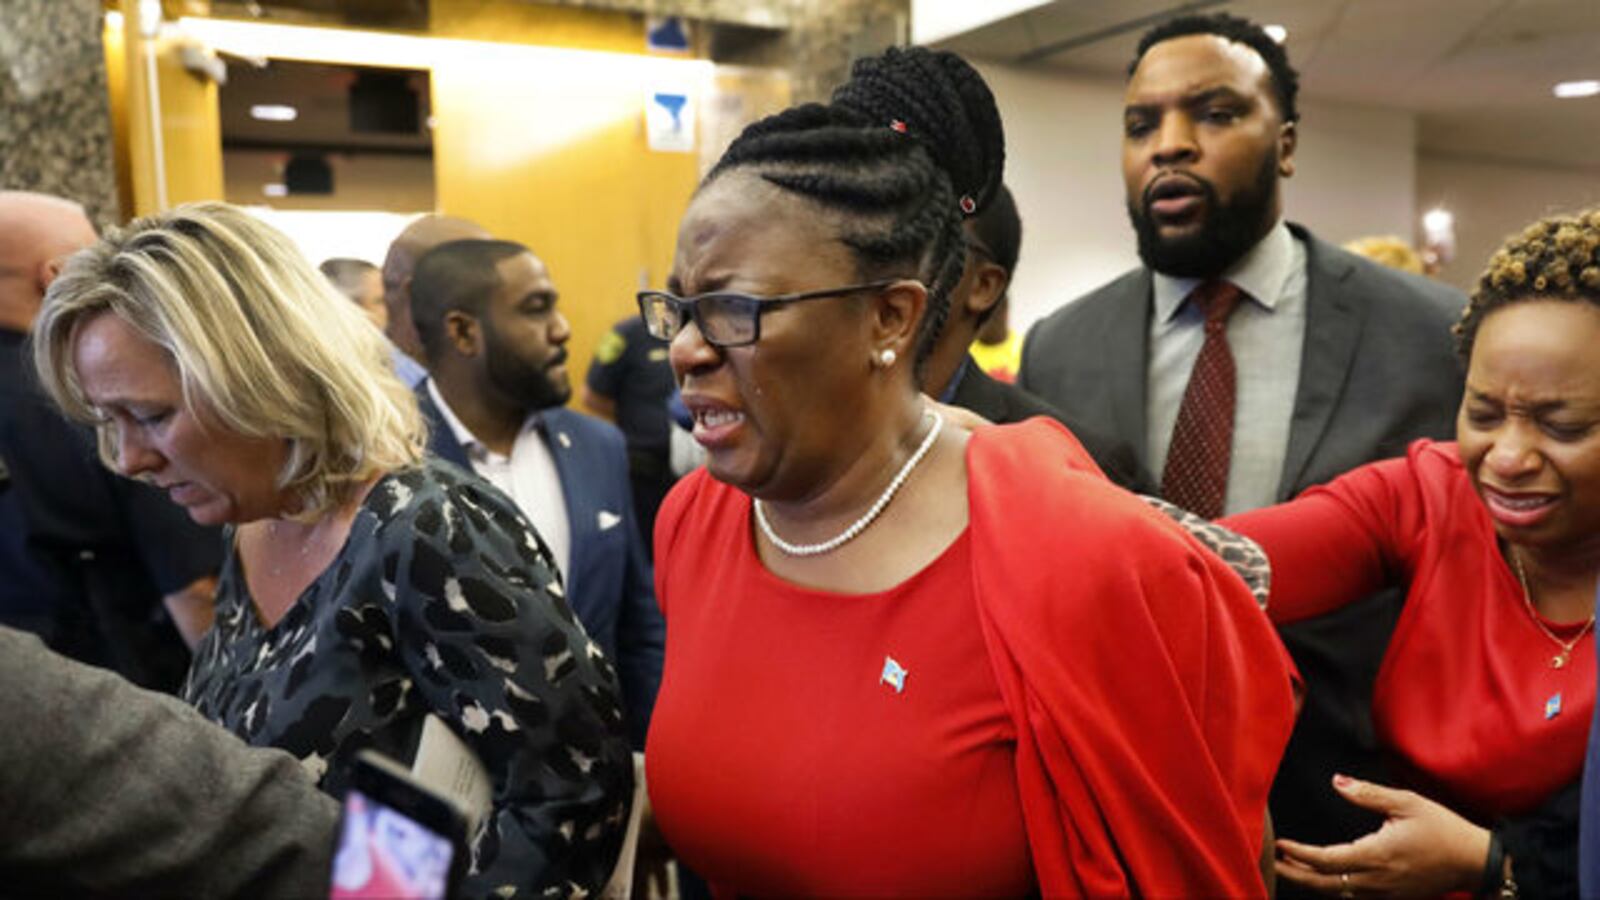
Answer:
[
  {"left": 1416, "top": 154, "right": 1600, "bottom": 294},
  {"left": 975, "top": 61, "right": 1420, "bottom": 334},
  {"left": 1284, "top": 102, "right": 1417, "bottom": 247},
  {"left": 243, "top": 208, "right": 417, "bottom": 272},
  {"left": 975, "top": 63, "right": 1134, "bottom": 334}
]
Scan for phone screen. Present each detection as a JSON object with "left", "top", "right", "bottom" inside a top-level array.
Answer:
[{"left": 330, "top": 788, "right": 457, "bottom": 900}]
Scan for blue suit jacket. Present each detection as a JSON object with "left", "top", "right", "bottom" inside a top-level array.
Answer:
[{"left": 417, "top": 384, "right": 664, "bottom": 748}]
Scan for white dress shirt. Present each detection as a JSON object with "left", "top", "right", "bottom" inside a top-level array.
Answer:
[
  {"left": 427, "top": 380, "right": 571, "bottom": 580},
  {"left": 1146, "top": 220, "right": 1308, "bottom": 515}
]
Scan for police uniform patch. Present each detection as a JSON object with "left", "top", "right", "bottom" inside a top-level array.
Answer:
[{"left": 594, "top": 329, "right": 626, "bottom": 365}]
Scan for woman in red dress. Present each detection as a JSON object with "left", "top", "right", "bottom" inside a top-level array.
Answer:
[
  {"left": 640, "top": 46, "right": 1298, "bottom": 897},
  {"left": 1224, "top": 210, "right": 1600, "bottom": 898}
]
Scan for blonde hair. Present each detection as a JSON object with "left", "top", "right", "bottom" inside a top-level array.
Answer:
[
  {"left": 1343, "top": 235, "right": 1425, "bottom": 275},
  {"left": 34, "top": 201, "right": 425, "bottom": 520}
]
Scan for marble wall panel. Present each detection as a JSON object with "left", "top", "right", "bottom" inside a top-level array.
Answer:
[{"left": 0, "top": 0, "right": 119, "bottom": 226}]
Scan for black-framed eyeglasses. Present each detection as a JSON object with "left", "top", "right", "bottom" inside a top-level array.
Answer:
[{"left": 637, "top": 279, "right": 900, "bottom": 349}]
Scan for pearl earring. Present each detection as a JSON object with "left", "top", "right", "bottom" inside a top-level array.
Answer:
[{"left": 878, "top": 348, "right": 897, "bottom": 368}]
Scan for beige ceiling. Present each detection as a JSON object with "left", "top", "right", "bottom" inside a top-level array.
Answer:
[{"left": 929, "top": 0, "right": 1600, "bottom": 170}]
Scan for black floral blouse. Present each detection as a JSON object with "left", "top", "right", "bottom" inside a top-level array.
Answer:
[{"left": 184, "top": 459, "right": 631, "bottom": 898}]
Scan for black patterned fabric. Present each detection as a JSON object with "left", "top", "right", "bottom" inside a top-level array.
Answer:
[
  {"left": 184, "top": 458, "right": 631, "bottom": 898},
  {"left": 1140, "top": 494, "right": 1272, "bottom": 610}
]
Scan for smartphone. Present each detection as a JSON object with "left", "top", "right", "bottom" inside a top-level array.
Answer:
[{"left": 329, "top": 750, "right": 470, "bottom": 900}]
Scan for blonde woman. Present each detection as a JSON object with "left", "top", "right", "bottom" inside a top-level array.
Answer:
[{"left": 33, "top": 202, "right": 630, "bottom": 898}]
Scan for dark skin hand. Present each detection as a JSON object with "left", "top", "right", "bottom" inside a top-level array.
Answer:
[{"left": 1275, "top": 774, "right": 1492, "bottom": 898}]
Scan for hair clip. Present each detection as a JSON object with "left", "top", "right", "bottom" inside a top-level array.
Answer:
[
  {"left": 889, "top": 119, "right": 909, "bottom": 134},
  {"left": 959, "top": 195, "right": 977, "bottom": 216}
]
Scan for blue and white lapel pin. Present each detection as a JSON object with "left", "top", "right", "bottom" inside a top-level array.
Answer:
[{"left": 880, "top": 656, "right": 908, "bottom": 694}]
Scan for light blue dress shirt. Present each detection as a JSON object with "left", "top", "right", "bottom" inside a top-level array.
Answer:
[
  {"left": 389, "top": 342, "right": 428, "bottom": 389},
  {"left": 1146, "top": 220, "right": 1309, "bottom": 515}
]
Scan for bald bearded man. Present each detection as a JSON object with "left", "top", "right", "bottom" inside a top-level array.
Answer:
[{"left": 381, "top": 214, "right": 491, "bottom": 385}]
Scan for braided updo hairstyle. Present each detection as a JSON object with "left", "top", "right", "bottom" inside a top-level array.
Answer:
[
  {"left": 1455, "top": 207, "right": 1600, "bottom": 365},
  {"left": 705, "top": 46, "right": 1005, "bottom": 366}
]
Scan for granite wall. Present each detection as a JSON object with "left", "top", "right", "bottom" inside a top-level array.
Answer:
[
  {"left": 0, "top": 0, "right": 120, "bottom": 227},
  {"left": 0, "top": 0, "right": 909, "bottom": 229},
  {"left": 779, "top": 0, "right": 911, "bottom": 104},
  {"left": 526, "top": 0, "right": 911, "bottom": 103}
]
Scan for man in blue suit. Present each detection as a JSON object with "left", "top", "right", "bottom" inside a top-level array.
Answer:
[{"left": 409, "top": 238, "right": 663, "bottom": 748}]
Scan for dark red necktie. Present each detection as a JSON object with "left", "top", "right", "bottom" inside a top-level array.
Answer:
[{"left": 1161, "top": 280, "right": 1243, "bottom": 519}]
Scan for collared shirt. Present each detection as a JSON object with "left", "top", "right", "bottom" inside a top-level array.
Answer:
[
  {"left": 426, "top": 381, "right": 571, "bottom": 580},
  {"left": 938, "top": 356, "right": 973, "bottom": 405},
  {"left": 389, "top": 342, "right": 428, "bottom": 389},
  {"left": 1146, "top": 220, "right": 1308, "bottom": 515}
]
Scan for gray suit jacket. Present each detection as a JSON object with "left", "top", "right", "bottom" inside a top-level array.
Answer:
[
  {"left": 0, "top": 626, "right": 339, "bottom": 897},
  {"left": 1018, "top": 223, "right": 1466, "bottom": 502},
  {"left": 949, "top": 357, "right": 1155, "bottom": 493}
]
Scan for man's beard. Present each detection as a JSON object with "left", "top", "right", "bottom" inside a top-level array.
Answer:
[
  {"left": 484, "top": 323, "right": 570, "bottom": 413},
  {"left": 1128, "top": 153, "right": 1279, "bottom": 279}
]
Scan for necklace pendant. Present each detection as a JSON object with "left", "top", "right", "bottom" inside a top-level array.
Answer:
[{"left": 1553, "top": 652, "right": 1568, "bottom": 669}]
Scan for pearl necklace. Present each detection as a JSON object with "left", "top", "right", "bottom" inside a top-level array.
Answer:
[
  {"left": 1511, "top": 550, "right": 1596, "bottom": 669},
  {"left": 754, "top": 410, "right": 943, "bottom": 557}
]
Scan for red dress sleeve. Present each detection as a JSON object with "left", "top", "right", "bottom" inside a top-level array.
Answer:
[
  {"left": 970, "top": 420, "right": 1297, "bottom": 897},
  {"left": 1222, "top": 443, "right": 1437, "bottom": 623}
]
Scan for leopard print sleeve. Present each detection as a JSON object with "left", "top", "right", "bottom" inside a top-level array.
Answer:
[
  {"left": 1139, "top": 494, "right": 1272, "bottom": 610},
  {"left": 375, "top": 462, "right": 633, "bottom": 898}
]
